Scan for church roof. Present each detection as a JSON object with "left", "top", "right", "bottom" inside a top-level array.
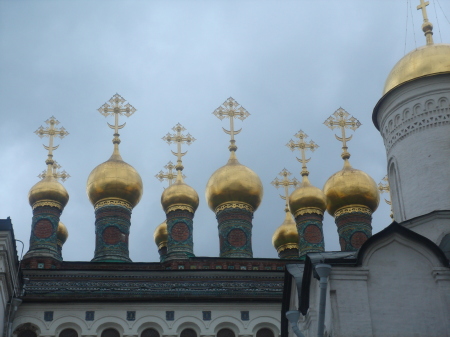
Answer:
[{"left": 283, "top": 221, "right": 450, "bottom": 317}]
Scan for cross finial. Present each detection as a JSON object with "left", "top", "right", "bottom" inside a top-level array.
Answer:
[
  {"left": 271, "top": 169, "right": 299, "bottom": 212},
  {"left": 417, "top": 0, "right": 434, "bottom": 45},
  {"left": 155, "top": 161, "right": 186, "bottom": 186},
  {"left": 286, "top": 130, "right": 319, "bottom": 178},
  {"left": 212, "top": 97, "right": 250, "bottom": 153},
  {"left": 34, "top": 116, "right": 69, "bottom": 177},
  {"left": 378, "top": 175, "right": 394, "bottom": 219},
  {"left": 324, "top": 107, "right": 361, "bottom": 161},
  {"left": 38, "top": 161, "right": 70, "bottom": 182},
  {"left": 162, "top": 123, "right": 195, "bottom": 172},
  {"left": 98, "top": 94, "right": 136, "bottom": 150}
]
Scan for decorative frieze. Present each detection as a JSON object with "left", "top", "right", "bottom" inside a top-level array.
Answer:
[{"left": 381, "top": 96, "right": 450, "bottom": 152}]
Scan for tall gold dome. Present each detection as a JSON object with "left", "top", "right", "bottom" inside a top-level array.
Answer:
[
  {"left": 154, "top": 220, "right": 168, "bottom": 250},
  {"left": 57, "top": 221, "right": 69, "bottom": 246},
  {"left": 87, "top": 147, "right": 143, "bottom": 209},
  {"left": 323, "top": 160, "right": 380, "bottom": 216},
  {"left": 272, "top": 211, "right": 298, "bottom": 253},
  {"left": 383, "top": 43, "right": 450, "bottom": 95},
  {"left": 28, "top": 175, "right": 69, "bottom": 209},
  {"left": 289, "top": 176, "right": 326, "bottom": 216},
  {"left": 205, "top": 152, "right": 263, "bottom": 212},
  {"left": 161, "top": 173, "right": 199, "bottom": 213}
]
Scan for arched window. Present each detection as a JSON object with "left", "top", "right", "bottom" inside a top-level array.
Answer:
[
  {"left": 60, "top": 329, "right": 78, "bottom": 337},
  {"left": 217, "top": 328, "right": 235, "bottom": 337},
  {"left": 180, "top": 329, "right": 197, "bottom": 337},
  {"left": 18, "top": 331, "right": 37, "bottom": 337},
  {"left": 101, "top": 329, "right": 120, "bottom": 337},
  {"left": 256, "top": 328, "right": 274, "bottom": 337},
  {"left": 141, "top": 329, "right": 160, "bottom": 337}
]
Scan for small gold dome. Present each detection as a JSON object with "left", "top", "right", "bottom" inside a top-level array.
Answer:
[
  {"left": 57, "top": 221, "right": 69, "bottom": 246},
  {"left": 323, "top": 160, "right": 380, "bottom": 216},
  {"left": 161, "top": 174, "right": 199, "bottom": 213},
  {"left": 289, "top": 176, "right": 326, "bottom": 216},
  {"left": 272, "top": 211, "right": 299, "bottom": 253},
  {"left": 205, "top": 152, "right": 263, "bottom": 212},
  {"left": 383, "top": 43, "right": 450, "bottom": 94},
  {"left": 28, "top": 175, "right": 69, "bottom": 209},
  {"left": 86, "top": 148, "right": 143, "bottom": 208},
  {"left": 154, "top": 220, "right": 168, "bottom": 250}
]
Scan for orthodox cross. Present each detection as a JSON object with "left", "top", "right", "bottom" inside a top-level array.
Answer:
[
  {"left": 286, "top": 130, "right": 319, "bottom": 177},
  {"left": 98, "top": 93, "right": 136, "bottom": 145},
  {"left": 38, "top": 161, "right": 70, "bottom": 182},
  {"left": 34, "top": 116, "right": 69, "bottom": 174},
  {"left": 271, "top": 169, "right": 299, "bottom": 211},
  {"left": 212, "top": 97, "right": 250, "bottom": 152},
  {"left": 324, "top": 107, "right": 361, "bottom": 161},
  {"left": 417, "top": 0, "right": 430, "bottom": 20},
  {"left": 378, "top": 175, "right": 394, "bottom": 219},
  {"left": 155, "top": 161, "right": 186, "bottom": 186},
  {"left": 162, "top": 123, "right": 195, "bottom": 172},
  {"left": 417, "top": 0, "right": 434, "bottom": 44}
]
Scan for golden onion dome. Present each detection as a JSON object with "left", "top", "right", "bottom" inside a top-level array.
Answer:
[
  {"left": 289, "top": 176, "right": 326, "bottom": 216},
  {"left": 56, "top": 221, "right": 69, "bottom": 246},
  {"left": 28, "top": 175, "right": 69, "bottom": 209},
  {"left": 272, "top": 211, "right": 299, "bottom": 253},
  {"left": 153, "top": 220, "right": 168, "bottom": 250},
  {"left": 205, "top": 152, "right": 263, "bottom": 212},
  {"left": 323, "top": 160, "right": 380, "bottom": 216},
  {"left": 86, "top": 147, "right": 143, "bottom": 209},
  {"left": 383, "top": 43, "right": 450, "bottom": 95},
  {"left": 161, "top": 173, "right": 199, "bottom": 213}
]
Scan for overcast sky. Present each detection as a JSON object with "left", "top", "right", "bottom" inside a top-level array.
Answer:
[{"left": 1, "top": 0, "right": 449, "bottom": 263}]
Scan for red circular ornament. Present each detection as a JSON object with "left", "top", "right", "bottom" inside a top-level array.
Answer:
[
  {"left": 227, "top": 229, "right": 247, "bottom": 247},
  {"left": 172, "top": 222, "right": 190, "bottom": 241}
]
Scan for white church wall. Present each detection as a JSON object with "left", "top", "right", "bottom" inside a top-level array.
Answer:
[
  {"left": 0, "top": 226, "right": 20, "bottom": 337},
  {"left": 375, "top": 74, "right": 450, "bottom": 224},
  {"left": 401, "top": 210, "right": 450, "bottom": 246},
  {"left": 328, "top": 268, "right": 372, "bottom": 337},
  {"left": 12, "top": 302, "right": 281, "bottom": 337},
  {"left": 363, "top": 232, "right": 448, "bottom": 337}
]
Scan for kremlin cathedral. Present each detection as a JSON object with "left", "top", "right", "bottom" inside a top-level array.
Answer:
[{"left": 1, "top": 2, "right": 450, "bottom": 337}]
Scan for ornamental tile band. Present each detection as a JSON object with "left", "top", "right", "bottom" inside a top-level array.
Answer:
[
  {"left": 334, "top": 205, "right": 372, "bottom": 217},
  {"left": 215, "top": 202, "right": 254, "bottom": 214}
]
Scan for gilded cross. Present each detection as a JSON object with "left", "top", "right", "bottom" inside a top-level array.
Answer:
[
  {"left": 271, "top": 169, "right": 299, "bottom": 212},
  {"left": 378, "top": 175, "right": 394, "bottom": 219},
  {"left": 34, "top": 116, "right": 69, "bottom": 174},
  {"left": 417, "top": 0, "right": 430, "bottom": 22},
  {"left": 212, "top": 97, "right": 250, "bottom": 152},
  {"left": 155, "top": 161, "right": 186, "bottom": 186},
  {"left": 38, "top": 161, "right": 70, "bottom": 182},
  {"left": 162, "top": 123, "right": 195, "bottom": 171},
  {"left": 324, "top": 108, "right": 361, "bottom": 160},
  {"left": 98, "top": 94, "right": 136, "bottom": 144},
  {"left": 286, "top": 130, "right": 319, "bottom": 177},
  {"left": 417, "top": 0, "right": 434, "bottom": 44}
]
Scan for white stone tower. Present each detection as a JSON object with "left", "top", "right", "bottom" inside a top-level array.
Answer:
[{"left": 372, "top": 1, "right": 450, "bottom": 246}]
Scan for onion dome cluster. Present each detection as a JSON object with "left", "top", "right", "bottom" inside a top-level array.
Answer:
[
  {"left": 28, "top": 174, "right": 69, "bottom": 210},
  {"left": 153, "top": 220, "right": 168, "bottom": 251},
  {"left": 289, "top": 176, "right": 326, "bottom": 217},
  {"left": 272, "top": 210, "right": 298, "bottom": 254},
  {"left": 86, "top": 147, "right": 143, "bottom": 210},
  {"left": 323, "top": 160, "right": 379, "bottom": 216},
  {"left": 205, "top": 152, "right": 263, "bottom": 212},
  {"left": 57, "top": 221, "right": 69, "bottom": 247},
  {"left": 161, "top": 173, "right": 199, "bottom": 214}
]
